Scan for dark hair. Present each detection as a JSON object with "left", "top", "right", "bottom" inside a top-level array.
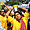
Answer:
[
  {"left": 14, "top": 11, "right": 22, "bottom": 16},
  {"left": 18, "top": 8, "right": 23, "bottom": 11},
  {"left": 28, "top": 8, "right": 30, "bottom": 12}
]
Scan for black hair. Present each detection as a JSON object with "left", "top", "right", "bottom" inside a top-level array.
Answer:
[
  {"left": 18, "top": 8, "right": 23, "bottom": 11},
  {"left": 18, "top": 8, "right": 25, "bottom": 13},
  {"left": 14, "top": 11, "right": 22, "bottom": 16}
]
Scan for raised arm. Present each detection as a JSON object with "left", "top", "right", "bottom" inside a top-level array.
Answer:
[
  {"left": 4, "top": 4, "right": 10, "bottom": 10},
  {"left": 6, "top": 9, "right": 11, "bottom": 18},
  {"left": 4, "top": 4, "right": 11, "bottom": 16},
  {"left": 18, "top": 7, "right": 28, "bottom": 13}
]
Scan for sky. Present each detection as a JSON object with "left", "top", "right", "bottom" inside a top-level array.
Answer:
[{"left": 0, "top": 0, "right": 9, "bottom": 3}]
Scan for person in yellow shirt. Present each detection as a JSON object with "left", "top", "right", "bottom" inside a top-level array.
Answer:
[
  {"left": 0, "top": 10, "right": 7, "bottom": 30},
  {"left": 6, "top": 7, "right": 29, "bottom": 30},
  {"left": 0, "top": 3, "right": 11, "bottom": 30}
]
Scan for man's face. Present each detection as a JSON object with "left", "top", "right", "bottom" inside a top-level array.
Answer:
[
  {"left": 1, "top": 11, "right": 5, "bottom": 16},
  {"left": 15, "top": 13, "right": 21, "bottom": 20}
]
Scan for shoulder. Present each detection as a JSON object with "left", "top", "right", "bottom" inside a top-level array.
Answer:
[{"left": 0, "top": 15, "right": 3, "bottom": 18}]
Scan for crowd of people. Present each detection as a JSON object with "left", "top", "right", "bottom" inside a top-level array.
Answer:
[{"left": 0, "top": 2, "right": 30, "bottom": 30}]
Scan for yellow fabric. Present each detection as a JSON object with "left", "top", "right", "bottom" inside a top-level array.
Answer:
[
  {"left": 0, "top": 15, "right": 7, "bottom": 29},
  {"left": 13, "top": 5, "right": 18, "bottom": 8},
  {"left": 8, "top": 16, "right": 21, "bottom": 30},
  {"left": 0, "top": 15, "right": 3, "bottom": 22},
  {"left": 2, "top": 16, "right": 7, "bottom": 29},
  {"left": 0, "top": 15, "right": 3, "bottom": 27},
  {"left": 8, "top": 12, "right": 29, "bottom": 30},
  {"left": 22, "top": 12, "right": 29, "bottom": 29}
]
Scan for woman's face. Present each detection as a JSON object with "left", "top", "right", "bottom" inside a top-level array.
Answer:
[{"left": 15, "top": 13, "right": 21, "bottom": 20}]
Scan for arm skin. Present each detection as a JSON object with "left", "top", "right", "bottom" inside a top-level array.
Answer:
[
  {"left": 3, "top": 3, "right": 11, "bottom": 16},
  {"left": 18, "top": 7, "right": 28, "bottom": 13},
  {"left": 4, "top": 4, "right": 10, "bottom": 10}
]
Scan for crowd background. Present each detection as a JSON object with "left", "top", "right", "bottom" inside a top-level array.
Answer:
[{"left": 0, "top": 0, "right": 30, "bottom": 30}]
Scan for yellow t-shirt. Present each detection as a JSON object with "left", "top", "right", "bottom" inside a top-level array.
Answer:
[
  {"left": 2, "top": 16, "right": 7, "bottom": 29},
  {"left": 0, "top": 15, "right": 3, "bottom": 22},
  {"left": 0, "top": 15, "right": 7, "bottom": 29},
  {"left": 8, "top": 12, "right": 29, "bottom": 30},
  {"left": 8, "top": 16, "right": 21, "bottom": 30},
  {"left": 22, "top": 12, "right": 29, "bottom": 28}
]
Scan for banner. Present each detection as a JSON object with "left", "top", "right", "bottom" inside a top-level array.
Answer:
[{"left": 22, "top": 4, "right": 29, "bottom": 9}]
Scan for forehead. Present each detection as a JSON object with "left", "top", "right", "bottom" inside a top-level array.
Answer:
[{"left": 15, "top": 13, "right": 20, "bottom": 15}]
